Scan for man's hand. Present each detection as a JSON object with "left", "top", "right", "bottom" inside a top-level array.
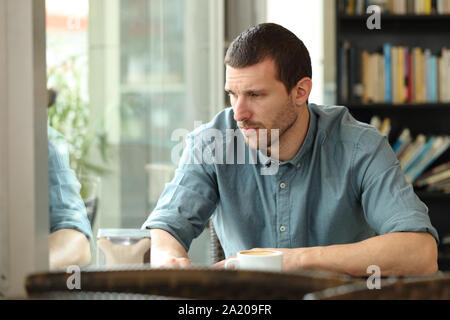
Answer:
[
  {"left": 150, "top": 229, "right": 193, "bottom": 268},
  {"left": 150, "top": 252, "right": 193, "bottom": 268},
  {"left": 212, "top": 248, "right": 308, "bottom": 271},
  {"left": 212, "top": 254, "right": 235, "bottom": 269}
]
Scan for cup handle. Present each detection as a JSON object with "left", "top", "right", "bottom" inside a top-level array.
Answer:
[{"left": 224, "top": 258, "right": 239, "bottom": 270}]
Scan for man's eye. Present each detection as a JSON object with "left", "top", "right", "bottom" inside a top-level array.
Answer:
[{"left": 250, "top": 93, "right": 260, "bottom": 98}]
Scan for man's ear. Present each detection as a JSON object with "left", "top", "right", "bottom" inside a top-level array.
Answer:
[{"left": 292, "top": 77, "right": 312, "bottom": 106}]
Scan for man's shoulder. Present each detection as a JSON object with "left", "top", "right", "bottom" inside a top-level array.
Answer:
[
  {"left": 48, "top": 126, "right": 69, "bottom": 150},
  {"left": 311, "top": 104, "right": 384, "bottom": 146}
]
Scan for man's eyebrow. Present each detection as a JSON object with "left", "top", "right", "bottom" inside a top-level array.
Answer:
[
  {"left": 244, "top": 89, "right": 264, "bottom": 93},
  {"left": 224, "top": 88, "right": 265, "bottom": 94}
]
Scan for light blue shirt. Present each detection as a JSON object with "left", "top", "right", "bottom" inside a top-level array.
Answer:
[
  {"left": 142, "top": 104, "right": 438, "bottom": 258},
  {"left": 48, "top": 126, "right": 93, "bottom": 239}
]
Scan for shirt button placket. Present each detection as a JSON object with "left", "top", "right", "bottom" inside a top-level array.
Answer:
[{"left": 277, "top": 177, "right": 290, "bottom": 247}]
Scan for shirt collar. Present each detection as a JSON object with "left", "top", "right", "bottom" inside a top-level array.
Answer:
[{"left": 258, "top": 103, "right": 317, "bottom": 168}]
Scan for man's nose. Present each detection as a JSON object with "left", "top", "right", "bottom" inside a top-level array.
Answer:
[{"left": 233, "top": 96, "right": 252, "bottom": 122}]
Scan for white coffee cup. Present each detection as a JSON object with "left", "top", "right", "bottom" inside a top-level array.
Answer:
[{"left": 224, "top": 250, "right": 283, "bottom": 272}]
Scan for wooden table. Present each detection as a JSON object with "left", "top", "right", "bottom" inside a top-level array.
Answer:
[
  {"left": 25, "top": 266, "right": 450, "bottom": 300},
  {"left": 25, "top": 266, "right": 355, "bottom": 300}
]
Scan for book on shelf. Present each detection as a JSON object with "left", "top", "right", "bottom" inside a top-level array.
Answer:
[
  {"left": 370, "top": 115, "right": 382, "bottom": 130},
  {"left": 416, "top": 161, "right": 450, "bottom": 184},
  {"left": 393, "top": 128, "right": 412, "bottom": 156},
  {"left": 379, "top": 117, "right": 392, "bottom": 137},
  {"left": 441, "top": 48, "right": 450, "bottom": 103},
  {"left": 400, "top": 134, "right": 427, "bottom": 170},
  {"left": 370, "top": 116, "right": 450, "bottom": 186},
  {"left": 427, "top": 179, "right": 450, "bottom": 193},
  {"left": 339, "top": 42, "right": 450, "bottom": 105},
  {"left": 383, "top": 43, "right": 393, "bottom": 103},
  {"left": 400, "top": 134, "right": 450, "bottom": 183},
  {"left": 340, "top": 0, "right": 450, "bottom": 15},
  {"left": 405, "top": 136, "right": 450, "bottom": 182},
  {"left": 415, "top": 161, "right": 450, "bottom": 194},
  {"left": 403, "top": 135, "right": 435, "bottom": 173},
  {"left": 369, "top": 115, "right": 390, "bottom": 134}
]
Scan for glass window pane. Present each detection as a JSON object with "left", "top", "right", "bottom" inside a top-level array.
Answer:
[
  {"left": 99, "top": 0, "right": 218, "bottom": 228},
  {"left": 46, "top": 0, "right": 221, "bottom": 266}
]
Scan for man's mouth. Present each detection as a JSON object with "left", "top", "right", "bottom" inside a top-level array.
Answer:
[{"left": 240, "top": 127, "right": 258, "bottom": 136}]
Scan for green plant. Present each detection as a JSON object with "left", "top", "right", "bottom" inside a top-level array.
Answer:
[{"left": 47, "top": 55, "right": 111, "bottom": 184}]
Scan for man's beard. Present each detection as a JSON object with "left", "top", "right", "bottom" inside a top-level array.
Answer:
[{"left": 239, "top": 99, "right": 298, "bottom": 152}]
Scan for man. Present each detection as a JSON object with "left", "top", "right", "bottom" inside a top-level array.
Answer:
[
  {"left": 48, "top": 126, "right": 92, "bottom": 270},
  {"left": 142, "top": 23, "right": 438, "bottom": 276}
]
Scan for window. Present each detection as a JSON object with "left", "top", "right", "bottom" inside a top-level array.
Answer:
[
  {"left": 45, "top": 0, "right": 224, "bottom": 265},
  {"left": 88, "top": 0, "right": 224, "bottom": 235}
]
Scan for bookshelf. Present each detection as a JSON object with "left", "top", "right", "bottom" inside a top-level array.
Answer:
[
  {"left": 339, "top": 13, "right": 450, "bottom": 21},
  {"left": 335, "top": 1, "right": 450, "bottom": 246}
]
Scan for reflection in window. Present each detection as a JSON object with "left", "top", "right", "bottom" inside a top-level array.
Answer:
[{"left": 46, "top": 1, "right": 223, "bottom": 266}]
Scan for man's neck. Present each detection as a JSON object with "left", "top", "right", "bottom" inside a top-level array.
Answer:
[{"left": 270, "top": 104, "right": 310, "bottom": 162}]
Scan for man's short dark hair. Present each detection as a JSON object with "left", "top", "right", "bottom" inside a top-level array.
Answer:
[{"left": 224, "top": 23, "right": 312, "bottom": 94}]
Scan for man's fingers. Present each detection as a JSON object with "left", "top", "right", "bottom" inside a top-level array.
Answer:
[
  {"left": 151, "top": 257, "right": 193, "bottom": 268},
  {"left": 212, "top": 260, "right": 226, "bottom": 269},
  {"left": 165, "top": 257, "right": 192, "bottom": 268},
  {"left": 212, "top": 260, "right": 234, "bottom": 269},
  {"left": 211, "top": 253, "right": 238, "bottom": 269},
  {"left": 173, "top": 257, "right": 192, "bottom": 267}
]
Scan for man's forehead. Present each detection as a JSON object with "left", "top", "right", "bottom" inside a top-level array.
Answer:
[
  {"left": 226, "top": 58, "right": 277, "bottom": 76},
  {"left": 225, "top": 59, "right": 278, "bottom": 90}
]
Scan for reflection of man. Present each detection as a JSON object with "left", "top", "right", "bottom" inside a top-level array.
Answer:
[
  {"left": 143, "top": 23, "right": 439, "bottom": 276},
  {"left": 48, "top": 126, "right": 92, "bottom": 270}
]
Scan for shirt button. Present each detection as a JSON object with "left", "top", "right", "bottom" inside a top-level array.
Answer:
[
  {"left": 280, "top": 182, "right": 286, "bottom": 189},
  {"left": 280, "top": 226, "right": 286, "bottom": 232},
  {"left": 297, "top": 163, "right": 301, "bottom": 168}
]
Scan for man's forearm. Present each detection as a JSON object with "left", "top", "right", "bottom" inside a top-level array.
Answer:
[
  {"left": 49, "top": 229, "right": 91, "bottom": 270},
  {"left": 150, "top": 229, "right": 191, "bottom": 267},
  {"left": 298, "top": 232, "right": 438, "bottom": 276}
]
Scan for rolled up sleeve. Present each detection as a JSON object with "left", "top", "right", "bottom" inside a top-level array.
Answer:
[
  {"left": 354, "top": 129, "right": 439, "bottom": 244},
  {"left": 48, "top": 134, "right": 93, "bottom": 240}
]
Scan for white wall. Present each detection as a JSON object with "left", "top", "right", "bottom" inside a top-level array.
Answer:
[
  {"left": 266, "top": 0, "right": 325, "bottom": 105},
  {"left": 0, "top": 0, "right": 49, "bottom": 298}
]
